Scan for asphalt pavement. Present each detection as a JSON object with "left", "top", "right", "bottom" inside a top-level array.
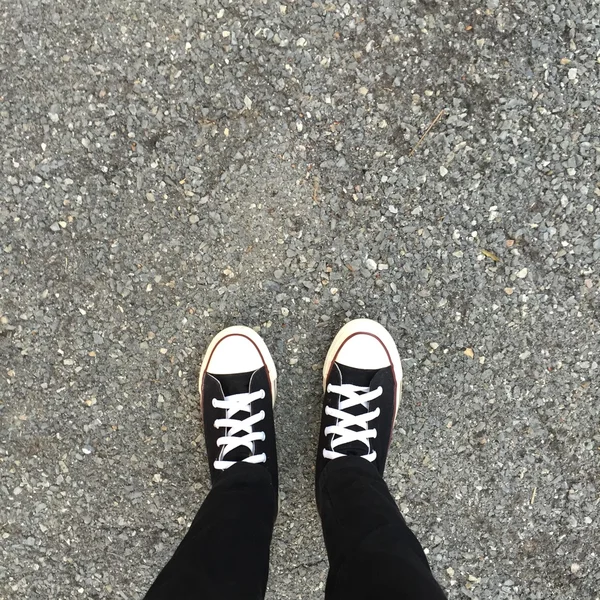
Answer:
[{"left": 1, "top": 0, "right": 599, "bottom": 598}]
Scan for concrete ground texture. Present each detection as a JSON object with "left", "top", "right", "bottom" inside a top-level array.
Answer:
[{"left": 1, "top": 0, "right": 599, "bottom": 598}]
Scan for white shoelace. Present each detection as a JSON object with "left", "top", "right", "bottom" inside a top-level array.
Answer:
[
  {"left": 212, "top": 389, "right": 267, "bottom": 470},
  {"left": 323, "top": 383, "right": 382, "bottom": 462}
]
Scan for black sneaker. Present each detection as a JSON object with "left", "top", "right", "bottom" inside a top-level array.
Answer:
[
  {"left": 199, "top": 326, "right": 278, "bottom": 493},
  {"left": 316, "top": 319, "right": 402, "bottom": 484}
]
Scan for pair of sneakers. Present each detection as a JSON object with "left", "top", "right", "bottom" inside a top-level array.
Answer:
[{"left": 200, "top": 319, "right": 402, "bottom": 497}]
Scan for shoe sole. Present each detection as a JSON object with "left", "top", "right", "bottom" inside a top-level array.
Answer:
[
  {"left": 199, "top": 326, "right": 278, "bottom": 412},
  {"left": 322, "top": 318, "right": 402, "bottom": 420}
]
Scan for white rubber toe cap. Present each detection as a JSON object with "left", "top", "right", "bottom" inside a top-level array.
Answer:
[
  {"left": 335, "top": 333, "right": 391, "bottom": 370},
  {"left": 206, "top": 333, "right": 264, "bottom": 374}
]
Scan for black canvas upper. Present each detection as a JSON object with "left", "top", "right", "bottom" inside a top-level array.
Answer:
[
  {"left": 202, "top": 366, "right": 278, "bottom": 493},
  {"left": 316, "top": 361, "right": 397, "bottom": 489}
]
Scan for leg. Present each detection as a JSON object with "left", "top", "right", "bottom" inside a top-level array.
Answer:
[
  {"left": 316, "top": 319, "right": 447, "bottom": 600},
  {"left": 145, "top": 326, "right": 279, "bottom": 599},
  {"left": 318, "top": 456, "right": 446, "bottom": 600},
  {"left": 144, "top": 463, "right": 276, "bottom": 600}
]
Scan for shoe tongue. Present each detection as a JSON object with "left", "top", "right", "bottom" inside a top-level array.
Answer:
[
  {"left": 337, "top": 363, "right": 376, "bottom": 387},
  {"left": 212, "top": 370, "right": 257, "bottom": 462},
  {"left": 332, "top": 363, "right": 378, "bottom": 457},
  {"left": 215, "top": 370, "right": 255, "bottom": 397}
]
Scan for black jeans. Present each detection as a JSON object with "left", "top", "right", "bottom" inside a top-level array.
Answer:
[{"left": 144, "top": 457, "right": 447, "bottom": 600}]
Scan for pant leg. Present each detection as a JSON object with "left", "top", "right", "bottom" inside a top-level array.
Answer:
[
  {"left": 317, "top": 456, "right": 447, "bottom": 600},
  {"left": 144, "top": 463, "right": 277, "bottom": 600}
]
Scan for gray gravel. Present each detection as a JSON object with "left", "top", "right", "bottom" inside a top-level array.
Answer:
[{"left": 1, "top": 0, "right": 599, "bottom": 598}]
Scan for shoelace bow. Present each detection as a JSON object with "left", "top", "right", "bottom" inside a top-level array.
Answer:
[
  {"left": 324, "top": 383, "right": 382, "bottom": 462},
  {"left": 212, "top": 389, "right": 266, "bottom": 470}
]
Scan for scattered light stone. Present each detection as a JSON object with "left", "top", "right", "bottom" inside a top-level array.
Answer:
[
  {"left": 464, "top": 348, "right": 474, "bottom": 358},
  {"left": 281, "top": 307, "right": 289, "bottom": 317},
  {"left": 296, "top": 37, "right": 307, "bottom": 47},
  {"left": 189, "top": 214, "right": 199, "bottom": 224},
  {"left": 430, "top": 342, "right": 439, "bottom": 350},
  {"left": 516, "top": 268, "right": 528, "bottom": 278},
  {"left": 365, "top": 258, "right": 377, "bottom": 271},
  {"left": 358, "top": 86, "right": 369, "bottom": 95},
  {"left": 388, "top": 205, "right": 398, "bottom": 214},
  {"left": 568, "top": 68, "right": 577, "bottom": 80},
  {"left": 505, "top": 287, "right": 514, "bottom": 295},
  {"left": 244, "top": 95, "right": 252, "bottom": 110},
  {"left": 440, "top": 166, "right": 448, "bottom": 177},
  {"left": 446, "top": 567, "right": 455, "bottom": 578}
]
